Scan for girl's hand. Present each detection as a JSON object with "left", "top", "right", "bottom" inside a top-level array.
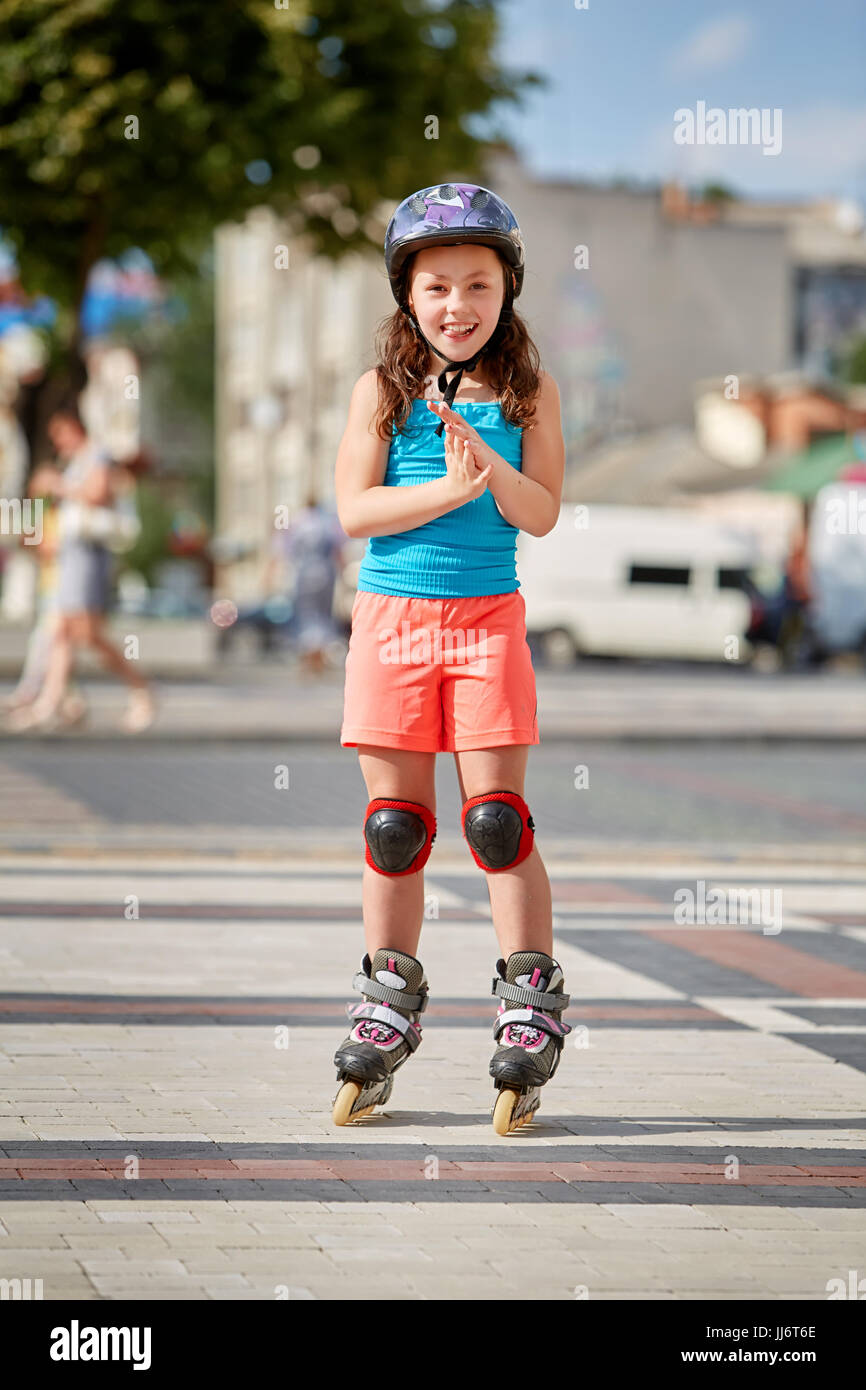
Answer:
[
  {"left": 427, "top": 399, "right": 501, "bottom": 474},
  {"left": 441, "top": 420, "right": 492, "bottom": 506}
]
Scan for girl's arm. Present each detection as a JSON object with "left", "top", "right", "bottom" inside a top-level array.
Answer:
[{"left": 335, "top": 370, "right": 473, "bottom": 540}]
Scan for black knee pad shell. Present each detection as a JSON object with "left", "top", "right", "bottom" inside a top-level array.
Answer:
[
  {"left": 364, "top": 798, "right": 436, "bottom": 876},
  {"left": 462, "top": 791, "right": 535, "bottom": 872}
]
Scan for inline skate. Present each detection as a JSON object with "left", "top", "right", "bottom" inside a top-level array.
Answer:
[
  {"left": 333, "top": 948, "right": 429, "bottom": 1125},
  {"left": 489, "top": 950, "right": 571, "bottom": 1135}
]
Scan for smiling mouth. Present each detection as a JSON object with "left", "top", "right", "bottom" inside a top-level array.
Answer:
[{"left": 441, "top": 323, "right": 478, "bottom": 339}]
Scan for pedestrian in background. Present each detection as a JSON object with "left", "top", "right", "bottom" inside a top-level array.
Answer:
[
  {"left": 8, "top": 402, "right": 156, "bottom": 732},
  {"left": 271, "top": 490, "right": 347, "bottom": 675}
]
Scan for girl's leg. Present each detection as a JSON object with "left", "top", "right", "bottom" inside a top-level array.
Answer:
[
  {"left": 453, "top": 744, "right": 553, "bottom": 959},
  {"left": 357, "top": 745, "right": 437, "bottom": 959}
]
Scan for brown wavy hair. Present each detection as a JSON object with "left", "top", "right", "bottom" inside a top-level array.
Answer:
[{"left": 371, "top": 250, "right": 541, "bottom": 442}]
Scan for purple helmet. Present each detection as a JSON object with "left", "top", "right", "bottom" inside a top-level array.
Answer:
[{"left": 384, "top": 183, "right": 525, "bottom": 305}]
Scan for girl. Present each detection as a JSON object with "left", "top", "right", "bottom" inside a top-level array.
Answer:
[{"left": 333, "top": 183, "right": 570, "bottom": 1134}]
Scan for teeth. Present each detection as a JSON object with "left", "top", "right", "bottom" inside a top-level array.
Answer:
[{"left": 443, "top": 324, "right": 476, "bottom": 335}]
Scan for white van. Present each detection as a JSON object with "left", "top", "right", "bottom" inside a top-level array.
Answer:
[{"left": 516, "top": 505, "right": 757, "bottom": 664}]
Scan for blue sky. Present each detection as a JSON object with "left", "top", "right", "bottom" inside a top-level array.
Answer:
[{"left": 484, "top": 0, "right": 866, "bottom": 201}]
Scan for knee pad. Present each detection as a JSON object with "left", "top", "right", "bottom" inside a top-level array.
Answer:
[
  {"left": 364, "top": 798, "right": 436, "bottom": 876},
  {"left": 462, "top": 790, "right": 535, "bottom": 872}
]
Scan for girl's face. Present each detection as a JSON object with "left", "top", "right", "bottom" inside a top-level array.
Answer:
[{"left": 407, "top": 244, "right": 509, "bottom": 362}]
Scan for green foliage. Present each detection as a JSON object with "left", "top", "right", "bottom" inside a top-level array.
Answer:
[
  {"left": 0, "top": 0, "right": 542, "bottom": 337},
  {"left": 123, "top": 258, "right": 216, "bottom": 520},
  {"left": 120, "top": 476, "right": 174, "bottom": 584},
  {"left": 839, "top": 335, "right": 866, "bottom": 385},
  {"left": 701, "top": 182, "right": 739, "bottom": 203},
  {"left": 152, "top": 266, "right": 215, "bottom": 432}
]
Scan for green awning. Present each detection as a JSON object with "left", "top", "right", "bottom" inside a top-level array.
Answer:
[{"left": 763, "top": 432, "right": 859, "bottom": 498}]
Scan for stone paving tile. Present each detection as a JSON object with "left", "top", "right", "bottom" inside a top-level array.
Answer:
[
  {"left": 212, "top": 1230, "right": 320, "bottom": 1248},
  {"left": 0, "top": 1232, "right": 71, "bottom": 1248},
  {"left": 39, "top": 1286, "right": 104, "bottom": 1300},
  {"left": 324, "top": 1246, "right": 437, "bottom": 1266},
  {"left": 599, "top": 1202, "right": 724, "bottom": 1227}
]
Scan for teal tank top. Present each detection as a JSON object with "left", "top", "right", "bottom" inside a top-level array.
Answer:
[{"left": 356, "top": 398, "right": 523, "bottom": 598}]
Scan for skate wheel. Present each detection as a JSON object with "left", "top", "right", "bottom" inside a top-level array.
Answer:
[
  {"left": 493, "top": 1086, "right": 521, "bottom": 1136},
  {"left": 333, "top": 1079, "right": 363, "bottom": 1126}
]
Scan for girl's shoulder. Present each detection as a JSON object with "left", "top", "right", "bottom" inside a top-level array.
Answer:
[
  {"left": 533, "top": 368, "right": 562, "bottom": 417},
  {"left": 345, "top": 369, "right": 389, "bottom": 438},
  {"left": 352, "top": 368, "right": 380, "bottom": 409}
]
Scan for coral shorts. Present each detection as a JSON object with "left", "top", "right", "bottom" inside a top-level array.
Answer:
[{"left": 341, "top": 589, "right": 539, "bottom": 753}]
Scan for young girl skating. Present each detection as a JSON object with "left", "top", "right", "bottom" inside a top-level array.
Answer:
[{"left": 333, "top": 183, "right": 570, "bottom": 1134}]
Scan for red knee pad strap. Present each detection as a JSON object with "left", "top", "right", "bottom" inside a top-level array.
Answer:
[
  {"left": 364, "top": 798, "right": 437, "bottom": 876},
  {"left": 461, "top": 790, "right": 535, "bottom": 872}
]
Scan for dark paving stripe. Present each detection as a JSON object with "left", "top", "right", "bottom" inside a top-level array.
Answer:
[
  {"left": 0, "top": 1178, "right": 862, "bottom": 1207},
  {"left": 0, "top": 994, "right": 737, "bottom": 1028},
  {"left": 768, "top": 930, "right": 866, "bottom": 974},
  {"left": 2, "top": 1142, "right": 860, "bottom": 1162},
  {"left": 781, "top": 1033, "right": 866, "bottom": 1075},
  {"left": 559, "top": 927, "right": 866, "bottom": 1000},
  {"left": 2, "top": 1157, "right": 864, "bottom": 1185},
  {"left": 557, "top": 929, "right": 793, "bottom": 998},
  {"left": 3, "top": 1142, "right": 863, "bottom": 1205},
  {"left": 781, "top": 1006, "right": 866, "bottom": 1025},
  {"left": 0, "top": 902, "right": 488, "bottom": 921},
  {"left": 648, "top": 929, "right": 866, "bottom": 998}
]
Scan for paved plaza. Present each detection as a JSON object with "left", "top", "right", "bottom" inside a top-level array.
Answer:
[{"left": 1, "top": 756, "right": 864, "bottom": 1299}]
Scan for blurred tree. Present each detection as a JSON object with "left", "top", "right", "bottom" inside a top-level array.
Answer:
[
  {"left": 0, "top": 0, "right": 542, "bottom": 462},
  {"left": 121, "top": 475, "right": 175, "bottom": 586},
  {"left": 125, "top": 256, "right": 216, "bottom": 524},
  {"left": 839, "top": 335, "right": 866, "bottom": 384},
  {"left": 701, "top": 182, "right": 739, "bottom": 203}
]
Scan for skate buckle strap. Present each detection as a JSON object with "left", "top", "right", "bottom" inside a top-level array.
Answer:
[
  {"left": 347, "top": 1003, "right": 423, "bottom": 1052},
  {"left": 494, "top": 1006, "right": 571, "bottom": 1039},
  {"left": 491, "top": 977, "right": 570, "bottom": 1013},
  {"left": 352, "top": 971, "right": 428, "bottom": 1013}
]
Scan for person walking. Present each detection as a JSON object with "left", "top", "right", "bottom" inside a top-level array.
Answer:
[
  {"left": 8, "top": 402, "right": 155, "bottom": 733},
  {"left": 332, "top": 183, "right": 568, "bottom": 1133},
  {"left": 272, "top": 492, "right": 347, "bottom": 675}
]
